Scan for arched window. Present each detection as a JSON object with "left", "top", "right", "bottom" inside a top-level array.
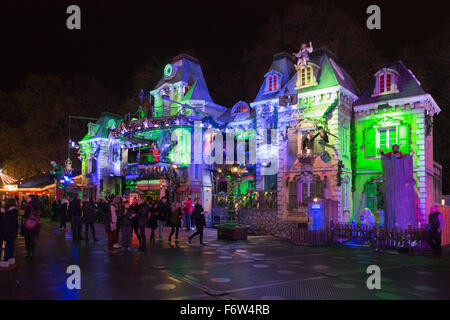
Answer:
[
  {"left": 373, "top": 68, "right": 399, "bottom": 96},
  {"left": 268, "top": 75, "right": 278, "bottom": 91},
  {"left": 265, "top": 73, "right": 281, "bottom": 93},
  {"left": 298, "top": 66, "right": 315, "bottom": 88}
]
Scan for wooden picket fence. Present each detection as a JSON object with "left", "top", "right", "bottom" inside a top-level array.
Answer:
[
  {"left": 291, "top": 228, "right": 329, "bottom": 246},
  {"left": 292, "top": 222, "right": 430, "bottom": 252}
]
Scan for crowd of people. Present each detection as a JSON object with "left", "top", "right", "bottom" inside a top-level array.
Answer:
[
  {"left": 0, "top": 192, "right": 209, "bottom": 267},
  {"left": 101, "top": 195, "right": 208, "bottom": 253},
  {"left": 0, "top": 190, "right": 444, "bottom": 268}
]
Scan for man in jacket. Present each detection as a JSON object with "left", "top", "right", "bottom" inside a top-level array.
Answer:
[
  {"left": 69, "top": 194, "right": 83, "bottom": 242},
  {"left": 120, "top": 200, "right": 135, "bottom": 251},
  {"left": 82, "top": 198, "right": 98, "bottom": 242},
  {"left": 0, "top": 198, "right": 19, "bottom": 267},
  {"left": 183, "top": 197, "right": 194, "bottom": 231},
  {"left": 156, "top": 197, "right": 170, "bottom": 241},
  {"left": 136, "top": 197, "right": 149, "bottom": 250},
  {"left": 427, "top": 205, "right": 445, "bottom": 258},
  {"left": 188, "top": 198, "right": 207, "bottom": 245}
]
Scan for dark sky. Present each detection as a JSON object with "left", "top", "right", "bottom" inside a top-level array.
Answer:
[{"left": 1, "top": 0, "right": 448, "bottom": 98}]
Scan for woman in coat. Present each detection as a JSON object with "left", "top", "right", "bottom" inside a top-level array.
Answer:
[
  {"left": 168, "top": 201, "right": 182, "bottom": 243},
  {"left": 21, "top": 195, "right": 41, "bottom": 259},
  {"left": 0, "top": 198, "right": 19, "bottom": 267},
  {"left": 104, "top": 196, "right": 120, "bottom": 253}
]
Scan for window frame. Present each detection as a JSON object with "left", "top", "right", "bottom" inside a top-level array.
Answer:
[
  {"left": 376, "top": 126, "right": 399, "bottom": 155},
  {"left": 372, "top": 68, "right": 400, "bottom": 96},
  {"left": 264, "top": 71, "right": 282, "bottom": 94}
]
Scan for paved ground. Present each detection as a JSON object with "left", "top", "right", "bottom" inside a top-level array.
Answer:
[{"left": 1, "top": 218, "right": 450, "bottom": 300}]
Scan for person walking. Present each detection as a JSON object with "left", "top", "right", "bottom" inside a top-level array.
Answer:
[
  {"left": 69, "top": 194, "right": 83, "bottom": 242},
  {"left": 148, "top": 200, "right": 157, "bottom": 245},
  {"left": 168, "top": 201, "right": 182, "bottom": 243},
  {"left": 188, "top": 198, "right": 208, "bottom": 245},
  {"left": 82, "top": 198, "right": 98, "bottom": 242},
  {"left": 156, "top": 197, "right": 169, "bottom": 241},
  {"left": 104, "top": 196, "right": 120, "bottom": 253},
  {"left": 113, "top": 196, "right": 124, "bottom": 249},
  {"left": 136, "top": 197, "right": 149, "bottom": 251},
  {"left": 51, "top": 198, "right": 60, "bottom": 222},
  {"left": 21, "top": 195, "right": 41, "bottom": 259},
  {"left": 183, "top": 197, "right": 194, "bottom": 231},
  {"left": 0, "top": 198, "right": 19, "bottom": 267},
  {"left": 120, "top": 200, "right": 135, "bottom": 252},
  {"left": 59, "top": 198, "right": 69, "bottom": 231},
  {"left": 427, "top": 205, "right": 445, "bottom": 258}
]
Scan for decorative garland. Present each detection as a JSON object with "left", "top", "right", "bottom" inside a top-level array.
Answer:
[
  {"left": 350, "top": 109, "right": 357, "bottom": 192},
  {"left": 321, "top": 97, "right": 339, "bottom": 122}
]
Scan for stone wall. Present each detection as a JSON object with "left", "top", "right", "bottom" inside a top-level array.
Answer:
[{"left": 237, "top": 208, "right": 297, "bottom": 240}]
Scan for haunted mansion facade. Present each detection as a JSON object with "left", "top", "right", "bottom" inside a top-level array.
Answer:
[{"left": 79, "top": 50, "right": 442, "bottom": 232}]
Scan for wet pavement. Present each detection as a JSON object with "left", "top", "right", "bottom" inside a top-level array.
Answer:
[{"left": 2, "top": 218, "right": 450, "bottom": 300}]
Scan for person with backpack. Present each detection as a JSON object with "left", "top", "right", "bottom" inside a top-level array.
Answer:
[
  {"left": 168, "top": 201, "right": 182, "bottom": 243},
  {"left": 69, "top": 194, "right": 83, "bottom": 242},
  {"left": 0, "top": 198, "right": 19, "bottom": 267},
  {"left": 21, "top": 195, "right": 41, "bottom": 259},
  {"left": 82, "top": 198, "right": 98, "bottom": 242},
  {"left": 147, "top": 200, "right": 157, "bottom": 245},
  {"left": 188, "top": 198, "right": 208, "bottom": 245},
  {"left": 427, "top": 205, "right": 445, "bottom": 258}
]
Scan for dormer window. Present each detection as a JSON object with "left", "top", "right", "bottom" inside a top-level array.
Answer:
[
  {"left": 372, "top": 68, "right": 400, "bottom": 96},
  {"left": 295, "top": 63, "right": 319, "bottom": 90},
  {"left": 268, "top": 75, "right": 278, "bottom": 91},
  {"left": 264, "top": 72, "right": 282, "bottom": 94},
  {"left": 300, "top": 67, "right": 312, "bottom": 86}
]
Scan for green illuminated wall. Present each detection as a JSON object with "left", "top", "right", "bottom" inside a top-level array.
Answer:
[{"left": 352, "top": 107, "right": 421, "bottom": 221}]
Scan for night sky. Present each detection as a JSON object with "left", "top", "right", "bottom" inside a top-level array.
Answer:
[{"left": 1, "top": 0, "right": 448, "bottom": 98}]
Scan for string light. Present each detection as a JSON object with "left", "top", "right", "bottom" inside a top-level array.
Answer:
[{"left": 0, "top": 170, "right": 17, "bottom": 186}]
